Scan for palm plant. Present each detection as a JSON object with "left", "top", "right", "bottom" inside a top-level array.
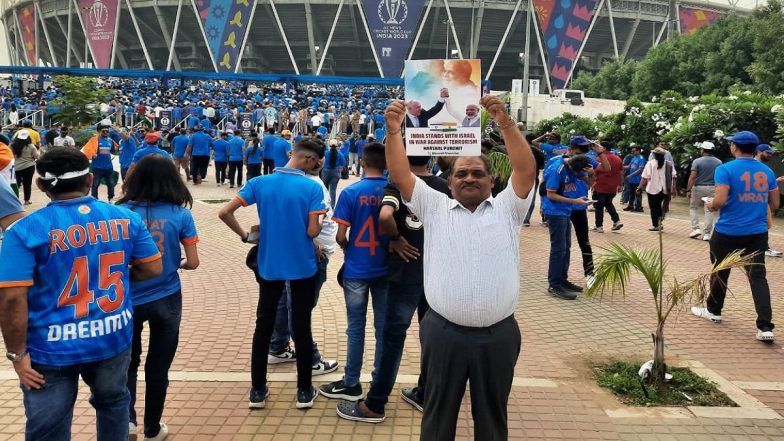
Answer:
[{"left": 586, "top": 229, "right": 752, "bottom": 391}]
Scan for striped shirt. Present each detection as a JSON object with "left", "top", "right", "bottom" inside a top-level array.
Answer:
[{"left": 404, "top": 177, "right": 532, "bottom": 327}]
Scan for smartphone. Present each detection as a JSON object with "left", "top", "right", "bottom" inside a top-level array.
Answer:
[
  {"left": 701, "top": 197, "right": 712, "bottom": 203},
  {"left": 247, "top": 231, "right": 260, "bottom": 243}
]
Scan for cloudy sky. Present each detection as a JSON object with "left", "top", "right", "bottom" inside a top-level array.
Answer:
[{"left": 0, "top": 0, "right": 768, "bottom": 67}]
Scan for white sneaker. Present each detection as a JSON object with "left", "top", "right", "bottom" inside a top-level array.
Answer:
[
  {"left": 702, "top": 234, "right": 711, "bottom": 241},
  {"left": 765, "top": 249, "right": 783, "bottom": 257},
  {"left": 691, "top": 306, "right": 722, "bottom": 323},
  {"left": 689, "top": 229, "right": 702, "bottom": 239},
  {"left": 591, "top": 226, "right": 604, "bottom": 233},
  {"left": 143, "top": 423, "right": 168, "bottom": 441},
  {"left": 268, "top": 346, "right": 296, "bottom": 364},
  {"left": 129, "top": 422, "right": 138, "bottom": 441},
  {"left": 756, "top": 330, "right": 775, "bottom": 342}
]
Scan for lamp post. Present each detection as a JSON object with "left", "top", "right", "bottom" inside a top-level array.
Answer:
[
  {"left": 82, "top": 6, "right": 90, "bottom": 68},
  {"left": 521, "top": 0, "right": 532, "bottom": 128}
]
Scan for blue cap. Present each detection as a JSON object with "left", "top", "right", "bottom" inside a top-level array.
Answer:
[
  {"left": 569, "top": 135, "right": 592, "bottom": 146},
  {"left": 611, "top": 148, "right": 621, "bottom": 156},
  {"left": 756, "top": 144, "right": 773, "bottom": 153},
  {"left": 726, "top": 131, "right": 760, "bottom": 145}
]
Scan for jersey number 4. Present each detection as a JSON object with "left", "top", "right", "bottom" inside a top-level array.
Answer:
[
  {"left": 58, "top": 251, "right": 126, "bottom": 319},
  {"left": 354, "top": 217, "right": 382, "bottom": 256}
]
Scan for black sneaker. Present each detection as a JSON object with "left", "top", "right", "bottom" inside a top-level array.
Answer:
[
  {"left": 319, "top": 379, "right": 364, "bottom": 401},
  {"left": 249, "top": 387, "right": 270, "bottom": 409},
  {"left": 547, "top": 286, "right": 578, "bottom": 300},
  {"left": 622, "top": 206, "right": 633, "bottom": 212},
  {"left": 296, "top": 386, "right": 318, "bottom": 409},
  {"left": 336, "top": 400, "right": 386, "bottom": 423},
  {"left": 561, "top": 281, "right": 584, "bottom": 292},
  {"left": 401, "top": 387, "right": 423, "bottom": 412}
]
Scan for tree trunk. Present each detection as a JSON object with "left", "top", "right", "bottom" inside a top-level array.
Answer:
[{"left": 651, "top": 321, "right": 667, "bottom": 391}]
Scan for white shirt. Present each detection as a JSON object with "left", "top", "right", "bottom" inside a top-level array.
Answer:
[
  {"left": 204, "top": 107, "right": 215, "bottom": 118},
  {"left": 406, "top": 112, "right": 420, "bottom": 128},
  {"left": 404, "top": 177, "right": 533, "bottom": 327},
  {"left": 641, "top": 160, "right": 677, "bottom": 195},
  {"left": 307, "top": 174, "right": 337, "bottom": 257},
  {"left": 311, "top": 115, "right": 322, "bottom": 126},
  {"left": 53, "top": 135, "right": 75, "bottom": 148}
]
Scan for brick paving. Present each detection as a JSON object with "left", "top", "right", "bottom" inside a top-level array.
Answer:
[{"left": 3, "top": 168, "right": 784, "bottom": 440}]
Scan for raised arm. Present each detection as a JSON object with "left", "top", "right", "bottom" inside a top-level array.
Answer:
[
  {"left": 480, "top": 95, "right": 535, "bottom": 198},
  {"left": 384, "top": 100, "right": 416, "bottom": 201}
]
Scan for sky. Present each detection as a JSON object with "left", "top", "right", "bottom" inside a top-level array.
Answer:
[{"left": 0, "top": 0, "right": 768, "bottom": 67}]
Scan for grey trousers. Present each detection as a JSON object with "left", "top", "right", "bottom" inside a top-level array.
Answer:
[
  {"left": 420, "top": 311, "right": 521, "bottom": 441},
  {"left": 690, "top": 185, "right": 717, "bottom": 234}
]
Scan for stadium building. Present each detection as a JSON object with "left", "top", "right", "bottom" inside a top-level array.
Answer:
[{"left": 1, "top": 0, "right": 743, "bottom": 90}]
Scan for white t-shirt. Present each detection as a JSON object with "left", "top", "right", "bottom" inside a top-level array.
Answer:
[
  {"left": 307, "top": 174, "right": 337, "bottom": 256},
  {"left": 53, "top": 135, "right": 76, "bottom": 148},
  {"left": 311, "top": 115, "right": 322, "bottom": 127}
]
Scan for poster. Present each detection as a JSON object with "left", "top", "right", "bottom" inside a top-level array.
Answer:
[
  {"left": 77, "top": 0, "right": 120, "bottom": 69},
  {"left": 361, "top": 0, "right": 427, "bottom": 78},
  {"left": 238, "top": 112, "right": 253, "bottom": 137},
  {"left": 193, "top": 0, "right": 257, "bottom": 73},
  {"left": 403, "top": 59, "right": 482, "bottom": 156},
  {"left": 159, "top": 110, "right": 172, "bottom": 131},
  {"left": 17, "top": 5, "right": 36, "bottom": 66},
  {"left": 679, "top": 6, "right": 721, "bottom": 35}
]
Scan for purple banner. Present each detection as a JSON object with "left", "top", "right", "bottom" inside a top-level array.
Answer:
[
  {"left": 537, "top": 0, "right": 598, "bottom": 89},
  {"left": 679, "top": 6, "right": 721, "bottom": 35},
  {"left": 194, "top": 0, "right": 257, "bottom": 73},
  {"left": 78, "top": 0, "right": 120, "bottom": 69},
  {"left": 361, "top": 0, "right": 427, "bottom": 78}
]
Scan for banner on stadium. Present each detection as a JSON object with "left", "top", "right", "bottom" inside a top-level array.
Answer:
[
  {"left": 16, "top": 4, "right": 36, "bottom": 66},
  {"left": 678, "top": 6, "right": 721, "bottom": 35},
  {"left": 193, "top": 0, "right": 257, "bottom": 73},
  {"left": 533, "top": 0, "right": 598, "bottom": 89},
  {"left": 77, "top": 0, "right": 121, "bottom": 69},
  {"left": 361, "top": 0, "right": 427, "bottom": 78},
  {"left": 159, "top": 110, "right": 173, "bottom": 131},
  {"left": 238, "top": 112, "right": 253, "bottom": 137},
  {"left": 403, "top": 59, "right": 482, "bottom": 156}
]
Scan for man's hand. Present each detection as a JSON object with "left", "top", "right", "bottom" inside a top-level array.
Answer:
[
  {"left": 315, "top": 245, "right": 325, "bottom": 262},
  {"left": 389, "top": 236, "right": 420, "bottom": 262},
  {"left": 591, "top": 142, "right": 605, "bottom": 154},
  {"left": 384, "top": 100, "right": 405, "bottom": 131},
  {"left": 777, "top": 176, "right": 784, "bottom": 184},
  {"left": 440, "top": 88, "right": 450, "bottom": 98},
  {"left": 480, "top": 95, "right": 510, "bottom": 124},
  {"left": 14, "top": 356, "right": 44, "bottom": 390},
  {"left": 572, "top": 198, "right": 592, "bottom": 207}
]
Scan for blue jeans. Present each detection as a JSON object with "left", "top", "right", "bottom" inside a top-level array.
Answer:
[
  {"left": 624, "top": 181, "right": 642, "bottom": 209},
  {"left": 269, "top": 257, "right": 328, "bottom": 361},
  {"left": 91, "top": 168, "right": 116, "bottom": 200},
  {"left": 364, "top": 281, "right": 428, "bottom": 414},
  {"left": 321, "top": 168, "right": 341, "bottom": 208},
  {"left": 128, "top": 293, "right": 182, "bottom": 438},
  {"left": 546, "top": 215, "right": 572, "bottom": 288},
  {"left": 23, "top": 349, "right": 131, "bottom": 441},
  {"left": 343, "top": 276, "right": 388, "bottom": 386}
]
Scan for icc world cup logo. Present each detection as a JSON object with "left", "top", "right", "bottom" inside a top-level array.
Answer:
[
  {"left": 378, "top": 0, "right": 408, "bottom": 25},
  {"left": 88, "top": 0, "right": 109, "bottom": 28}
]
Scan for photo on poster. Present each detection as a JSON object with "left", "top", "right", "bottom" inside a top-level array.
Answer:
[{"left": 403, "top": 59, "right": 482, "bottom": 156}]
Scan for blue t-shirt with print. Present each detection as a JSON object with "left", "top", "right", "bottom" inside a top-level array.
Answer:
[
  {"left": 0, "top": 197, "right": 160, "bottom": 366},
  {"left": 628, "top": 155, "right": 646, "bottom": 184},
  {"left": 91, "top": 136, "right": 116, "bottom": 170},
  {"left": 541, "top": 142, "right": 568, "bottom": 161},
  {"left": 236, "top": 168, "right": 327, "bottom": 280},
  {"left": 333, "top": 176, "right": 389, "bottom": 279},
  {"left": 118, "top": 137, "right": 138, "bottom": 169},
  {"left": 171, "top": 135, "right": 190, "bottom": 159},
  {"left": 714, "top": 158, "right": 777, "bottom": 236},
  {"left": 120, "top": 202, "right": 198, "bottom": 306},
  {"left": 324, "top": 149, "right": 347, "bottom": 170},
  {"left": 542, "top": 160, "right": 584, "bottom": 216}
]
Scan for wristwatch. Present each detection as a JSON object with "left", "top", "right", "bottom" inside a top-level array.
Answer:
[{"left": 6, "top": 349, "right": 28, "bottom": 363}]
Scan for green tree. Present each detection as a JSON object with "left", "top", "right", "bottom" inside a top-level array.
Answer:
[{"left": 50, "top": 75, "right": 113, "bottom": 130}]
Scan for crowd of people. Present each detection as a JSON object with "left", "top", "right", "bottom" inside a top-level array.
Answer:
[{"left": 0, "top": 83, "right": 783, "bottom": 441}]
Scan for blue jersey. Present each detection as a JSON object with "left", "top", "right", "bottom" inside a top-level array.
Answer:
[
  {"left": 0, "top": 174, "right": 22, "bottom": 219},
  {"left": 541, "top": 142, "right": 568, "bottom": 161},
  {"left": 236, "top": 168, "right": 327, "bottom": 280},
  {"left": 627, "top": 155, "right": 646, "bottom": 184},
  {"left": 272, "top": 138, "right": 292, "bottom": 168},
  {"left": 542, "top": 160, "right": 584, "bottom": 216},
  {"left": 187, "top": 115, "right": 200, "bottom": 129},
  {"left": 324, "top": 149, "right": 347, "bottom": 170},
  {"left": 228, "top": 137, "right": 245, "bottom": 161},
  {"left": 246, "top": 144, "right": 263, "bottom": 164},
  {"left": 212, "top": 139, "right": 230, "bottom": 162},
  {"left": 333, "top": 176, "right": 389, "bottom": 279},
  {"left": 118, "top": 137, "right": 138, "bottom": 169},
  {"left": 714, "top": 158, "right": 777, "bottom": 236},
  {"left": 91, "top": 136, "right": 116, "bottom": 170},
  {"left": 120, "top": 202, "right": 198, "bottom": 306},
  {"left": 262, "top": 135, "right": 278, "bottom": 159},
  {"left": 189, "top": 131, "right": 212, "bottom": 156},
  {"left": 0, "top": 197, "right": 160, "bottom": 366},
  {"left": 171, "top": 135, "right": 190, "bottom": 159},
  {"left": 132, "top": 145, "right": 172, "bottom": 164}
]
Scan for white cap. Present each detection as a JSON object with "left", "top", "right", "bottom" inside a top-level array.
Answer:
[
  {"left": 226, "top": 129, "right": 234, "bottom": 135},
  {"left": 700, "top": 141, "right": 715, "bottom": 150},
  {"left": 17, "top": 130, "right": 29, "bottom": 140}
]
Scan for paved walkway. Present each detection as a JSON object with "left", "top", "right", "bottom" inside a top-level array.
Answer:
[{"left": 3, "top": 170, "right": 784, "bottom": 440}]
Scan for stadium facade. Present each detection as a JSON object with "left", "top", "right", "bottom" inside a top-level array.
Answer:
[{"left": 0, "top": 0, "right": 743, "bottom": 90}]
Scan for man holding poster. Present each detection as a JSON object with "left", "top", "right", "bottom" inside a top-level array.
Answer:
[{"left": 383, "top": 93, "right": 535, "bottom": 440}]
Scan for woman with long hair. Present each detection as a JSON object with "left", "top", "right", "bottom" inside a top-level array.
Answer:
[
  {"left": 10, "top": 131, "right": 38, "bottom": 204},
  {"left": 246, "top": 132, "right": 263, "bottom": 179},
  {"left": 321, "top": 139, "right": 346, "bottom": 207},
  {"left": 116, "top": 154, "right": 200, "bottom": 441},
  {"left": 637, "top": 146, "right": 677, "bottom": 231}
]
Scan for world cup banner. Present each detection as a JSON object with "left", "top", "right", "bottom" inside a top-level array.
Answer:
[
  {"left": 238, "top": 112, "right": 253, "bottom": 137},
  {"left": 403, "top": 59, "right": 482, "bottom": 156},
  {"left": 159, "top": 110, "right": 173, "bottom": 131},
  {"left": 679, "top": 6, "right": 721, "bottom": 35},
  {"left": 194, "top": 0, "right": 257, "bottom": 73},
  {"left": 17, "top": 5, "right": 36, "bottom": 66},
  {"left": 362, "top": 0, "right": 427, "bottom": 78},
  {"left": 77, "top": 0, "right": 120, "bottom": 69}
]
